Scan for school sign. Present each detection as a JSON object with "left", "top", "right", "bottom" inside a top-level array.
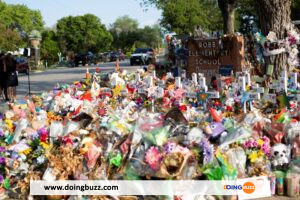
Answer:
[{"left": 187, "top": 35, "right": 244, "bottom": 80}]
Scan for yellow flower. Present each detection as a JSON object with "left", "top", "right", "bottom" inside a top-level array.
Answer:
[
  {"left": 246, "top": 85, "right": 251, "bottom": 91},
  {"left": 257, "top": 150, "right": 264, "bottom": 157},
  {"left": 40, "top": 142, "right": 50, "bottom": 150},
  {"left": 5, "top": 119, "right": 13, "bottom": 132},
  {"left": 20, "top": 148, "right": 32, "bottom": 155},
  {"left": 112, "top": 85, "right": 122, "bottom": 97},
  {"left": 257, "top": 139, "right": 264, "bottom": 146},
  {"left": 248, "top": 151, "right": 258, "bottom": 163}
]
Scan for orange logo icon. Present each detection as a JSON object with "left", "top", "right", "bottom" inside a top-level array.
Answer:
[{"left": 243, "top": 182, "right": 255, "bottom": 194}]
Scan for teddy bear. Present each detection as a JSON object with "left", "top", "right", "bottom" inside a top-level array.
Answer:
[{"left": 271, "top": 143, "right": 290, "bottom": 170}]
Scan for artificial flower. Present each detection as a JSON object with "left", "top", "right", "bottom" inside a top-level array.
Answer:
[
  {"left": 257, "top": 139, "right": 264, "bottom": 146},
  {"left": 20, "top": 148, "right": 32, "bottom": 155},
  {"left": 39, "top": 128, "right": 48, "bottom": 142},
  {"left": 112, "top": 85, "right": 122, "bottom": 97},
  {"left": 4, "top": 119, "right": 13, "bottom": 132},
  {"left": 163, "top": 142, "right": 177, "bottom": 154},
  {"left": 40, "top": 142, "right": 50, "bottom": 150},
  {"left": 257, "top": 150, "right": 264, "bottom": 157},
  {"left": 145, "top": 146, "right": 162, "bottom": 171},
  {"left": 248, "top": 151, "right": 258, "bottom": 163},
  {"left": 200, "top": 139, "right": 214, "bottom": 164},
  {"left": 62, "top": 137, "right": 73, "bottom": 145},
  {"left": 0, "top": 157, "right": 5, "bottom": 165},
  {"left": 37, "top": 155, "right": 46, "bottom": 165}
]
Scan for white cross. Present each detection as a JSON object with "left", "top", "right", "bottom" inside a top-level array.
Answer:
[
  {"left": 175, "top": 77, "right": 182, "bottom": 88},
  {"left": 181, "top": 69, "right": 186, "bottom": 79},
  {"left": 252, "top": 84, "right": 264, "bottom": 93},
  {"left": 192, "top": 73, "right": 198, "bottom": 85},
  {"left": 207, "top": 91, "right": 220, "bottom": 99},
  {"left": 238, "top": 76, "right": 246, "bottom": 91},
  {"left": 290, "top": 72, "right": 298, "bottom": 89}
]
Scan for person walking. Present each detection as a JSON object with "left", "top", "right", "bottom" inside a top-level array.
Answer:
[
  {"left": 4, "top": 53, "right": 18, "bottom": 102},
  {"left": 0, "top": 52, "right": 9, "bottom": 102}
]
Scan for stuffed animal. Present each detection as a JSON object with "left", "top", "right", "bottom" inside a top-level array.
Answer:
[{"left": 271, "top": 143, "right": 290, "bottom": 168}]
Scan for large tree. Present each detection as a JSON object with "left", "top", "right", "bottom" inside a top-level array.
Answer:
[
  {"left": 217, "top": 0, "right": 238, "bottom": 34},
  {"left": 56, "top": 14, "right": 112, "bottom": 53},
  {"left": 254, "top": 0, "right": 293, "bottom": 78},
  {"left": 141, "top": 0, "right": 222, "bottom": 34},
  {"left": 110, "top": 16, "right": 162, "bottom": 51},
  {"left": 0, "top": 23, "right": 22, "bottom": 51},
  {"left": 110, "top": 16, "right": 140, "bottom": 51},
  {"left": 0, "top": 0, "right": 44, "bottom": 34},
  {"left": 40, "top": 29, "right": 60, "bottom": 65}
]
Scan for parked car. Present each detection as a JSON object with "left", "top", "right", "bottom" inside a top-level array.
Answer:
[
  {"left": 15, "top": 57, "right": 29, "bottom": 74},
  {"left": 130, "top": 48, "right": 155, "bottom": 66},
  {"left": 108, "top": 52, "right": 125, "bottom": 62},
  {"left": 108, "top": 52, "right": 119, "bottom": 62},
  {"left": 74, "top": 52, "right": 95, "bottom": 66}
]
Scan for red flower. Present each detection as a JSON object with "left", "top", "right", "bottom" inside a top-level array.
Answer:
[
  {"left": 40, "top": 132, "right": 48, "bottom": 142},
  {"left": 126, "top": 84, "right": 135, "bottom": 93},
  {"left": 179, "top": 105, "right": 187, "bottom": 112},
  {"left": 226, "top": 105, "right": 233, "bottom": 112},
  {"left": 98, "top": 107, "right": 107, "bottom": 117},
  {"left": 62, "top": 136, "right": 73, "bottom": 145}
]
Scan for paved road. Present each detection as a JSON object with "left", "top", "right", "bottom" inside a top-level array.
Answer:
[{"left": 17, "top": 60, "right": 141, "bottom": 98}]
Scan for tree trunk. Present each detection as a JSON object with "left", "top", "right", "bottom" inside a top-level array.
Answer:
[
  {"left": 255, "top": 0, "right": 292, "bottom": 79},
  {"left": 218, "top": 0, "right": 237, "bottom": 34}
]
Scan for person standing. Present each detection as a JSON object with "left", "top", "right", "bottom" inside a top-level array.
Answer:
[
  {"left": 4, "top": 54, "right": 18, "bottom": 102},
  {"left": 0, "top": 52, "right": 9, "bottom": 101}
]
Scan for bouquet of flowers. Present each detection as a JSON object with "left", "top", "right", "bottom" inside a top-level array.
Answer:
[{"left": 243, "top": 136, "right": 271, "bottom": 163}]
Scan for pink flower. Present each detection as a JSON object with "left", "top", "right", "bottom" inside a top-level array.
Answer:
[
  {"left": 243, "top": 141, "right": 251, "bottom": 149},
  {"left": 261, "top": 143, "right": 271, "bottom": 156},
  {"left": 262, "top": 136, "right": 270, "bottom": 144},
  {"left": 251, "top": 140, "right": 258, "bottom": 148},
  {"left": 86, "top": 144, "right": 101, "bottom": 169},
  {"left": 145, "top": 146, "right": 162, "bottom": 171},
  {"left": 288, "top": 35, "right": 297, "bottom": 45}
]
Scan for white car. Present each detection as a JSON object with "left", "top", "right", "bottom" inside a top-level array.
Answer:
[{"left": 130, "top": 48, "right": 155, "bottom": 66}]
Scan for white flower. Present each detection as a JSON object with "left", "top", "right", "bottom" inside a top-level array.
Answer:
[{"left": 37, "top": 155, "right": 45, "bottom": 164}]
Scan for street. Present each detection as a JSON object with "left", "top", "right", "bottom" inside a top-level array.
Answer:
[{"left": 17, "top": 60, "right": 140, "bottom": 98}]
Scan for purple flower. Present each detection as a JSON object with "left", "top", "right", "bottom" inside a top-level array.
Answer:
[
  {"left": 200, "top": 139, "right": 214, "bottom": 164},
  {"left": 0, "top": 147, "right": 5, "bottom": 153},
  {"left": 0, "top": 130, "right": 4, "bottom": 137},
  {"left": 0, "top": 157, "right": 5, "bottom": 165},
  {"left": 0, "top": 175, "right": 3, "bottom": 183},
  {"left": 163, "top": 142, "right": 177, "bottom": 153}
]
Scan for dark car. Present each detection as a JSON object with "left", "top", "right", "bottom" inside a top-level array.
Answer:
[
  {"left": 109, "top": 52, "right": 119, "bottom": 62},
  {"left": 108, "top": 52, "right": 125, "bottom": 62},
  {"left": 16, "top": 57, "right": 29, "bottom": 74},
  {"left": 74, "top": 52, "right": 95, "bottom": 66},
  {"left": 130, "top": 48, "right": 155, "bottom": 66}
]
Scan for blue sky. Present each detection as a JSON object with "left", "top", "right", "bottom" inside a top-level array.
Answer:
[{"left": 4, "top": 0, "right": 162, "bottom": 28}]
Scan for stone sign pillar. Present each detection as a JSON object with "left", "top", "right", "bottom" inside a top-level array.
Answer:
[
  {"left": 29, "top": 30, "right": 42, "bottom": 70},
  {"left": 187, "top": 35, "right": 244, "bottom": 81}
]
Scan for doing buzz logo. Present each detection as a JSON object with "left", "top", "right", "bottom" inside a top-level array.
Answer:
[{"left": 224, "top": 182, "right": 255, "bottom": 194}]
